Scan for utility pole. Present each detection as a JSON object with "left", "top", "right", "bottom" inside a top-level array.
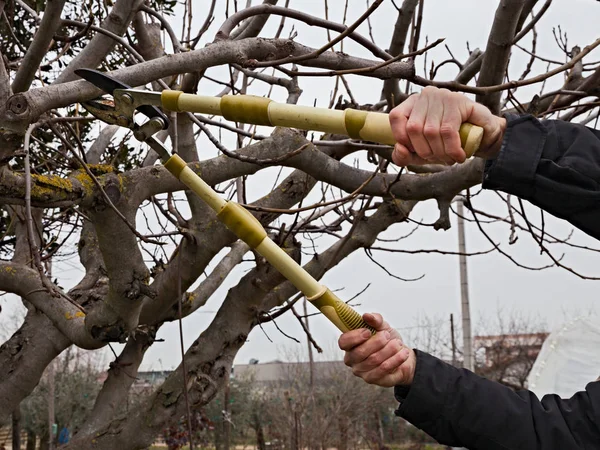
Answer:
[
  {"left": 450, "top": 314, "right": 457, "bottom": 367},
  {"left": 457, "top": 199, "right": 473, "bottom": 372}
]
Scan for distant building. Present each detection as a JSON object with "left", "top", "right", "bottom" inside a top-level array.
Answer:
[
  {"left": 233, "top": 360, "right": 345, "bottom": 387},
  {"left": 474, "top": 332, "right": 549, "bottom": 389},
  {"left": 105, "top": 361, "right": 346, "bottom": 392}
]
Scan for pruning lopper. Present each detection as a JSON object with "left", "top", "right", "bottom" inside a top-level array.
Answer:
[{"left": 75, "top": 68, "right": 484, "bottom": 334}]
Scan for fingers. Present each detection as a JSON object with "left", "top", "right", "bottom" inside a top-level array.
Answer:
[
  {"left": 338, "top": 327, "right": 373, "bottom": 352},
  {"left": 362, "top": 312, "right": 387, "bottom": 331},
  {"left": 342, "top": 329, "right": 390, "bottom": 365},
  {"left": 440, "top": 106, "right": 466, "bottom": 164},
  {"left": 391, "top": 143, "right": 430, "bottom": 166},
  {"left": 362, "top": 347, "right": 412, "bottom": 385},
  {"left": 351, "top": 336, "right": 405, "bottom": 373},
  {"left": 389, "top": 94, "right": 416, "bottom": 149},
  {"left": 389, "top": 86, "right": 475, "bottom": 166},
  {"left": 406, "top": 93, "right": 434, "bottom": 161}
]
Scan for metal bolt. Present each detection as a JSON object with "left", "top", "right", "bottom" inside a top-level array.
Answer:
[{"left": 121, "top": 93, "right": 134, "bottom": 105}]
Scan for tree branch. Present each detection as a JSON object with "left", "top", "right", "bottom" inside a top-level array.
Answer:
[
  {"left": 230, "top": 0, "right": 279, "bottom": 41},
  {"left": 11, "top": 0, "right": 68, "bottom": 93},
  {"left": 0, "top": 310, "right": 71, "bottom": 423},
  {"left": 53, "top": 0, "right": 144, "bottom": 84},
  {"left": 2, "top": 38, "right": 413, "bottom": 134},
  {"left": 476, "top": 0, "right": 527, "bottom": 113},
  {"left": 162, "top": 241, "right": 250, "bottom": 322},
  {"left": 0, "top": 261, "right": 103, "bottom": 348}
]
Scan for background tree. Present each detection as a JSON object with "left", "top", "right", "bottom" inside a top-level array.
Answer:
[{"left": 0, "top": 1, "right": 599, "bottom": 449}]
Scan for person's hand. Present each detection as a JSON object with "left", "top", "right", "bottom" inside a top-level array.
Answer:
[
  {"left": 389, "top": 86, "right": 507, "bottom": 166},
  {"left": 338, "top": 312, "right": 416, "bottom": 387}
]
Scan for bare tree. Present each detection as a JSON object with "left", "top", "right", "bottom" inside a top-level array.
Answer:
[{"left": 0, "top": 1, "right": 598, "bottom": 449}]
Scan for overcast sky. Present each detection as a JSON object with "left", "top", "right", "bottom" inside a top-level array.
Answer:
[{"left": 2, "top": 0, "right": 600, "bottom": 372}]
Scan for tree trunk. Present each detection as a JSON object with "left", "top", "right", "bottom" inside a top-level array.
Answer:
[
  {"left": 253, "top": 413, "right": 266, "bottom": 450},
  {"left": 339, "top": 416, "right": 348, "bottom": 450},
  {"left": 39, "top": 432, "right": 49, "bottom": 450},
  {"left": 223, "top": 376, "right": 230, "bottom": 450},
  {"left": 374, "top": 411, "right": 386, "bottom": 450},
  {"left": 26, "top": 429, "right": 36, "bottom": 450},
  {"left": 12, "top": 407, "right": 21, "bottom": 450},
  {"left": 290, "top": 410, "right": 299, "bottom": 450}
]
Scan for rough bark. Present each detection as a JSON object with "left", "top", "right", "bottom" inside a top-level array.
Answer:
[
  {"left": 76, "top": 327, "right": 157, "bottom": 436},
  {"left": 0, "top": 311, "right": 70, "bottom": 424}
]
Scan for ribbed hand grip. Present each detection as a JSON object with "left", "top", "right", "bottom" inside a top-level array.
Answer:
[{"left": 335, "top": 301, "right": 375, "bottom": 333}]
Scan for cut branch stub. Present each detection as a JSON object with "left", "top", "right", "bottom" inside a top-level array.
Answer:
[{"left": 7, "top": 94, "right": 29, "bottom": 116}]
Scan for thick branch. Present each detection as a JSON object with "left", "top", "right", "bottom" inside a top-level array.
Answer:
[
  {"left": 0, "top": 261, "right": 102, "bottom": 348},
  {"left": 2, "top": 39, "right": 413, "bottom": 134},
  {"left": 0, "top": 311, "right": 71, "bottom": 423},
  {"left": 230, "top": 0, "right": 279, "bottom": 40},
  {"left": 11, "top": 0, "right": 68, "bottom": 93},
  {"left": 476, "top": 0, "right": 526, "bottom": 113},
  {"left": 128, "top": 129, "right": 484, "bottom": 205},
  {"left": 0, "top": 163, "right": 118, "bottom": 209},
  {"left": 0, "top": 46, "right": 10, "bottom": 104},
  {"left": 162, "top": 241, "right": 250, "bottom": 322},
  {"left": 87, "top": 125, "right": 119, "bottom": 164},
  {"left": 84, "top": 201, "right": 151, "bottom": 342},
  {"left": 53, "top": 0, "right": 144, "bottom": 84},
  {"left": 382, "top": 0, "right": 419, "bottom": 108},
  {"left": 77, "top": 326, "right": 157, "bottom": 436},
  {"left": 216, "top": 4, "right": 391, "bottom": 61}
]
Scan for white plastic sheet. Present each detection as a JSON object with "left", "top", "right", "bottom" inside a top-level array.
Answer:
[{"left": 527, "top": 317, "right": 600, "bottom": 399}]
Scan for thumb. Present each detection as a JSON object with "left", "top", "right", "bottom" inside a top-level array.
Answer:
[{"left": 363, "top": 312, "right": 386, "bottom": 331}]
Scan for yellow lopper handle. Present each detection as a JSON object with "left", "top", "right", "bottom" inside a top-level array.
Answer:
[
  {"left": 163, "top": 154, "right": 375, "bottom": 334},
  {"left": 162, "top": 91, "right": 484, "bottom": 158}
]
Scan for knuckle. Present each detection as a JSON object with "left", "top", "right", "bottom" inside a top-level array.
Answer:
[
  {"left": 439, "top": 124, "right": 456, "bottom": 140},
  {"left": 423, "top": 124, "right": 439, "bottom": 139},
  {"left": 380, "top": 362, "right": 394, "bottom": 373},
  {"left": 366, "top": 352, "right": 382, "bottom": 367},
  {"left": 363, "top": 373, "right": 376, "bottom": 384},
  {"left": 406, "top": 120, "right": 422, "bottom": 135},
  {"left": 343, "top": 354, "right": 352, "bottom": 367},
  {"left": 389, "top": 107, "right": 401, "bottom": 121},
  {"left": 389, "top": 339, "right": 403, "bottom": 353},
  {"left": 353, "top": 348, "right": 367, "bottom": 361}
]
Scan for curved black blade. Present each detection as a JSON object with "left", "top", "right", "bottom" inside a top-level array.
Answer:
[{"left": 75, "top": 68, "right": 168, "bottom": 126}]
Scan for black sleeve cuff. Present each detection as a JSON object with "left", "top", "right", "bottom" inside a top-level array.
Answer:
[
  {"left": 394, "top": 350, "right": 457, "bottom": 425},
  {"left": 482, "top": 114, "right": 548, "bottom": 195}
]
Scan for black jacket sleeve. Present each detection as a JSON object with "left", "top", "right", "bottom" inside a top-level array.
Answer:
[
  {"left": 395, "top": 351, "right": 600, "bottom": 449},
  {"left": 482, "top": 114, "right": 600, "bottom": 240}
]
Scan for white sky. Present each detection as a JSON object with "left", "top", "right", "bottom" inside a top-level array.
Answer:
[{"left": 2, "top": 0, "right": 600, "bottom": 371}]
